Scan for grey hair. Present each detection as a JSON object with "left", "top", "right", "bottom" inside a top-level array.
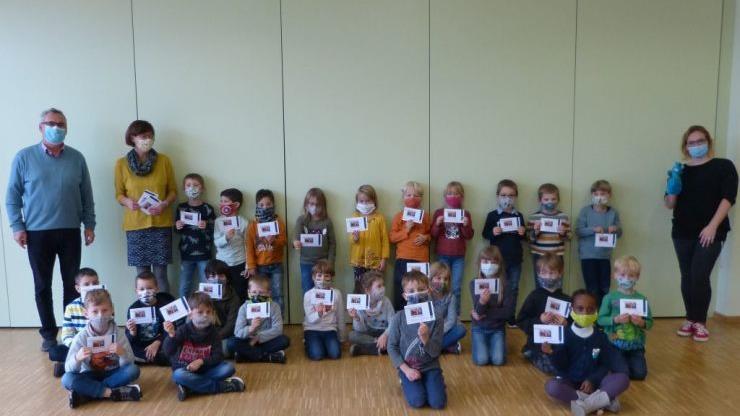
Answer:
[{"left": 39, "top": 107, "right": 65, "bottom": 123}]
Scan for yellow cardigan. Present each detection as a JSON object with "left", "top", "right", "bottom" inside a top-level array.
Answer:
[
  {"left": 114, "top": 153, "right": 177, "bottom": 231},
  {"left": 348, "top": 211, "right": 389, "bottom": 268}
]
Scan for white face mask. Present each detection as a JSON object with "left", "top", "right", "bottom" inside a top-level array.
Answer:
[
  {"left": 307, "top": 204, "right": 318, "bottom": 216},
  {"left": 356, "top": 202, "right": 375, "bottom": 215},
  {"left": 592, "top": 195, "right": 609, "bottom": 206},
  {"left": 480, "top": 262, "right": 498, "bottom": 277},
  {"left": 134, "top": 138, "right": 154, "bottom": 152}
]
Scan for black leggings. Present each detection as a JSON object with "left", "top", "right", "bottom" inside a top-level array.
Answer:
[{"left": 672, "top": 238, "right": 723, "bottom": 323}]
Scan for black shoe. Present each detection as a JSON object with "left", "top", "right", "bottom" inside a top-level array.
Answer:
[
  {"left": 41, "top": 339, "right": 57, "bottom": 352},
  {"left": 110, "top": 384, "right": 141, "bottom": 402},
  {"left": 350, "top": 344, "right": 379, "bottom": 357},
  {"left": 68, "top": 390, "right": 88, "bottom": 408},
  {"left": 262, "top": 350, "right": 286, "bottom": 364},
  {"left": 176, "top": 384, "right": 189, "bottom": 401},
  {"left": 221, "top": 377, "right": 245, "bottom": 393},
  {"left": 53, "top": 362, "right": 65, "bottom": 378}
]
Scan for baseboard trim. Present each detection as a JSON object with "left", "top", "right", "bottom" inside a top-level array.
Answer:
[{"left": 713, "top": 312, "right": 740, "bottom": 322}]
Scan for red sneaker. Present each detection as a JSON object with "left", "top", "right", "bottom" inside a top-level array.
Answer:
[
  {"left": 692, "top": 322, "right": 709, "bottom": 342},
  {"left": 676, "top": 320, "right": 694, "bottom": 337}
]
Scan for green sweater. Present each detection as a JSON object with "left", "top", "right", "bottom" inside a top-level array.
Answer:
[{"left": 597, "top": 290, "right": 653, "bottom": 350}]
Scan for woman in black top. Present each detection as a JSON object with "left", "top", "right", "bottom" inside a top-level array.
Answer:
[{"left": 664, "top": 125, "right": 738, "bottom": 342}]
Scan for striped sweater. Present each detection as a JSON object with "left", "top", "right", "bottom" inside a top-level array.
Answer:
[
  {"left": 61, "top": 297, "right": 87, "bottom": 347},
  {"left": 527, "top": 210, "right": 571, "bottom": 255}
]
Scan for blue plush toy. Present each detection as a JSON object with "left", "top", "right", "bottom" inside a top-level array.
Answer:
[{"left": 666, "top": 162, "right": 684, "bottom": 195}]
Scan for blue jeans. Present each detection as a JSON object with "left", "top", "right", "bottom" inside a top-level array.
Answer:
[
  {"left": 581, "top": 259, "right": 611, "bottom": 306},
  {"left": 172, "top": 361, "right": 235, "bottom": 394},
  {"left": 179, "top": 259, "right": 208, "bottom": 299},
  {"left": 300, "top": 263, "right": 315, "bottom": 295},
  {"left": 472, "top": 327, "right": 506, "bottom": 366},
  {"left": 398, "top": 367, "right": 446, "bottom": 409},
  {"left": 620, "top": 348, "right": 648, "bottom": 380},
  {"left": 227, "top": 335, "right": 291, "bottom": 362},
  {"left": 61, "top": 364, "right": 140, "bottom": 398},
  {"left": 442, "top": 323, "right": 467, "bottom": 350},
  {"left": 505, "top": 263, "right": 522, "bottom": 322},
  {"left": 436, "top": 255, "right": 465, "bottom": 317},
  {"left": 258, "top": 263, "right": 284, "bottom": 315},
  {"left": 304, "top": 330, "right": 341, "bottom": 360}
]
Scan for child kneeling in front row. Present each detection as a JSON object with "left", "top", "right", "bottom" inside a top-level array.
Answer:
[
  {"left": 429, "top": 261, "right": 466, "bottom": 354},
  {"left": 228, "top": 274, "right": 291, "bottom": 363},
  {"left": 62, "top": 289, "right": 141, "bottom": 408},
  {"left": 163, "top": 292, "right": 245, "bottom": 401},
  {"left": 544, "top": 289, "right": 629, "bottom": 415},
  {"left": 348, "top": 270, "right": 394, "bottom": 356},
  {"left": 597, "top": 256, "right": 652, "bottom": 380},
  {"left": 303, "top": 259, "right": 346, "bottom": 360},
  {"left": 388, "top": 271, "right": 446, "bottom": 410},
  {"left": 125, "top": 271, "right": 175, "bottom": 366}
]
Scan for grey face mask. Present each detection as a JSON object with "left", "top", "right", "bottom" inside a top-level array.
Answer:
[{"left": 191, "top": 315, "right": 212, "bottom": 329}]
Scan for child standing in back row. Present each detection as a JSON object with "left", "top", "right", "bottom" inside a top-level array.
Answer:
[
  {"left": 214, "top": 188, "right": 248, "bottom": 302},
  {"left": 390, "top": 181, "right": 432, "bottom": 310},
  {"left": 349, "top": 184, "right": 390, "bottom": 294},
  {"left": 292, "top": 188, "right": 337, "bottom": 295},
  {"left": 430, "top": 181, "right": 474, "bottom": 317},
  {"left": 175, "top": 173, "right": 216, "bottom": 299},
  {"left": 246, "top": 189, "right": 287, "bottom": 315},
  {"left": 483, "top": 179, "right": 526, "bottom": 324},
  {"left": 528, "top": 183, "right": 571, "bottom": 288},
  {"left": 576, "top": 180, "right": 622, "bottom": 305}
]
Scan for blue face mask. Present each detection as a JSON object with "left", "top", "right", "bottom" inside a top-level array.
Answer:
[
  {"left": 541, "top": 202, "right": 556, "bottom": 211},
  {"left": 688, "top": 143, "right": 709, "bottom": 159},
  {"left": 44, "top": 126, "right": 66, "bottom": 144},
  {"left": 406, "top": 291, "right": 430, "bottom": 305},
  {"left": 616, "top": 276, "right": 636, "bottom": 290}
]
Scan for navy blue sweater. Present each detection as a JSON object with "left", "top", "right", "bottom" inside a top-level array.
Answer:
[
  {"left": 550, "top": 325, "right": 627, "bottom": 385},
  {"left": 482, "top": 209, "right": 526, "bottom": 266}
]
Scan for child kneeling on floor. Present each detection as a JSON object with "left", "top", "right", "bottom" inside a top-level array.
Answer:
[
  {"left": 163, "top": 292, "right": 245, "bottom": 401},
  {"left": 388, "top": 270, "right": 446, "bottom": 409},
  {"left": 62, "top": 288, "right": 141, "bottom": 408},
  {"left": 228, "top": 274, "right": 291, "bottom": 363}
]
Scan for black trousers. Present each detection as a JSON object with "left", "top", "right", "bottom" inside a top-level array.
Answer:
[
  {"left": 26, "top": 228, "right": 81, "bottom": 341},
  {"left": 672, "top": 238, "right": 723, "bottom": 323}
]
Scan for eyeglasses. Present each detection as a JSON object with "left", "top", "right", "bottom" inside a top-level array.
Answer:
[{"left": 41, "top": 121, "right": 66, "bottom": 128}]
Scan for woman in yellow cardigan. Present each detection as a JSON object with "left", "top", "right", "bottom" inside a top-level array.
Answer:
[{"left": 115, "top": 120, "right": 177, "bottom": 292}]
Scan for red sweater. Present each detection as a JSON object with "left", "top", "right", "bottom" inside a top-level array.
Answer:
[{"left": 430, "top": 208, "right": 474, "bottom": 256}]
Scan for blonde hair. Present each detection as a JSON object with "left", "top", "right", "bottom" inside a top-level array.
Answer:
[
  {"left": 401, "top": 270, "right": 429, "bottom": 291},
  {"left": 401, "top": 181, "right": 424, "bottom": 197},
  {"left": 681, "top": 125, "right": 714, "bottom": 159},
  {"left": 536, "top": 253, "right": 564, "bottom": 274},
  {"left": 429, "top": 262, "right": 451, "bottom": 294},
  {"left": 312, "top": 259, "right": 335, "bottom": 277},
  {"left": 360, "top": 270, "right": 385, "bottom": 292},
  {"left": 590, "top": 180, "right": 612, "bottom": 194},
  {"left": 83, "top": 289, "right": 112, "bottom": 309},
  {"left": 477, "top": 246, "right": 506, "bottom": 305},
  {"left": 445, "top": 181, "right": 465, "bottom": 197},
  {"left": 614, "top": 255, "right": 641, "bottom": 276},
  {"left": 356, "top": 184, "right": 378, "bottom": 205}
]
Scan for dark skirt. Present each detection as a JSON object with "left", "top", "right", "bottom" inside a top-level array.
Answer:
[{"left": 126, "top": 227, "right": 172, "bottom": 266}]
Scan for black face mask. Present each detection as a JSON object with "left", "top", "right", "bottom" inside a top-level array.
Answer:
[{"left": 250, "top": 295, "right": 270, "bottom": 304}]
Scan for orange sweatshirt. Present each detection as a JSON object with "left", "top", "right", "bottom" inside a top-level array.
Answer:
[
  {"left": 246, "top": 216, "right": 287, "bottom": 269},
  {"left": 390, "top": 210, "right": 432, "bottom": 262}
]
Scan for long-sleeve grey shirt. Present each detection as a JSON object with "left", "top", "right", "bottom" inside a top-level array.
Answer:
[
  {"left": 233, "top": 300, "right": 283, "bottom": 344},
  {"left": 387, "top": 306, "right": 444, "bottom": 372},
  {"left": 352, "top": 296, "right": 394, "bottom": 335},
  {"left": 65, "top": 319, "right": 134, "bottom": 373},
  {"left": 432, "top": 293, "right": 458, "bottom": 334},
  {"left": 575, "top": 205, "right": 622, "bottom": 260},
  {"left": 303, "top": 287, "right": 347, "bottom": 341},
  {"left": 293, "top": 215, "right": 337, "bottom": 264}
]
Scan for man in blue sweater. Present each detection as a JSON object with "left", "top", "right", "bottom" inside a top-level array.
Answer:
[{"left": 5, "top": 108, "right": 96, "bottom": 352}]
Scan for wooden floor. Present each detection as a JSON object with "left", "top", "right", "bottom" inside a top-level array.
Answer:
[{"left": 1, "top": 318, "right": 738, "bottom": 415}]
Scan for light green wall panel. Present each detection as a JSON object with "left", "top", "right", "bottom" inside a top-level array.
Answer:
[
  {"left": 132, "top": 0, "right": 285, "bottom": 305},
  {"left": 0, "top": 0, "right": 137, "bottom": 325},
  {"left": 430, "top": 0, "right": 578, "bottom": 317},
  {"left": 282, "top": 0, "right": 430, "bottom": 323},
  {"left": 572, "top": 0, "right": 724, "bottom": 316},
  {"left": 0, "top": 225, "right": 9, "bottom": 326}
]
